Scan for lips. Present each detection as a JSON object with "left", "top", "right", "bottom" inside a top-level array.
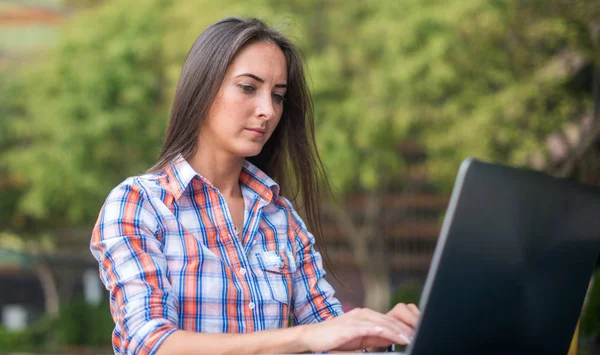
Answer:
[
  {"left": 246, "top": 127, "right": 266, "bottom": 134},
  {"left": 245, "top": 127, "right": 266, "bottom": 137}
]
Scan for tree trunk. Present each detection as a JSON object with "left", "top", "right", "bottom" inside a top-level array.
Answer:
[
  {"left": 328, "top": 187, "right": 392, "bottom": 312},
  {"left": 32, "top": 257, "right": 60, "bottom": 317},
  {"left": 361, "top": 261, "right": 391, "bottom": 313},
  {"left": 59, "top": 268, "right": 76, "bottom": 306}
]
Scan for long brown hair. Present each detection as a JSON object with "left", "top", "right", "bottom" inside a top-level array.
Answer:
[{"left": 150, "top": 17, "right": 339, "bottom": 282}]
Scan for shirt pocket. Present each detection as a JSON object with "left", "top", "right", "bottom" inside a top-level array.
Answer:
[{"left": 255, "top": 250, "right": 297, "bottom": 305}]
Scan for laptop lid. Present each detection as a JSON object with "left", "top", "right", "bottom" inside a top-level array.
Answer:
[{"left": 406, "top": 158, "right": 600, "bottom": 355}]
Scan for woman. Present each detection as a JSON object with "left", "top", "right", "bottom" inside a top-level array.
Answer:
[{"left": 91, "top": 17, "right": 419, "bottom": 355}]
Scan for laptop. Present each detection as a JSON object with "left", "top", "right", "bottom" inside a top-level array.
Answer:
[{"left": 397, "top": 158, "right": 600, "bottom": 354}]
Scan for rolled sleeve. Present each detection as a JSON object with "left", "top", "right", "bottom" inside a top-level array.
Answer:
[
  {"left": 91, "top": 179, "right": 178, "bottom": 355},
  {"left": 285, "top": 203, "right": 344, "bottom": 325}
]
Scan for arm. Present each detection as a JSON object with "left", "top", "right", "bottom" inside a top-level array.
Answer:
[
  {"left": 155, "top": 326, "right": 309, "bottom": 355},
  {"left": 285, "top": 201, "right": 344, "bottom": 325},
  {"left": 91, "top": 180, "right": 178, "bottom": 355},
  {"left": 157, "top": 309, "right": 409, "bottom": 355}
]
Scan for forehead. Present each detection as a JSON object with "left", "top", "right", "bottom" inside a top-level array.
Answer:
[{"left": 227, "top": 41, "right": 288, "bottom": 82}]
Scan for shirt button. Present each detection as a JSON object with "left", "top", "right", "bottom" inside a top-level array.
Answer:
[
  {"left": 239, "top": 268, "right": 246, "bottom": 275},
  {"left": 248, "top": 302, "right": 255, "bottom": 310}
]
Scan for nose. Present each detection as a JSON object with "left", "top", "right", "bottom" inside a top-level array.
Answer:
[{"left": 256, "top": 92, "right": 276, "bottom": 121}]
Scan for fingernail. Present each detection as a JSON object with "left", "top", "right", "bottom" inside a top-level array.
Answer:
[
  {"left": 374, "top": 326, "right": 384, "bottom": 333},
  {"left": 399, "top": 333, "right": 411, "bottom": 344}
]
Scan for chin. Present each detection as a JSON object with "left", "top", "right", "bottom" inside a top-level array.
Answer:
[
  {"left": 234, "top": 144, "right": 265, "bottom": 158},
  {"left": 242, "top": 150, "right": 263, "bottom": 158}
]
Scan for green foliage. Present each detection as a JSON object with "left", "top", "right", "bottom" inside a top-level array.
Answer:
[
  {"left": 418, "top": 0, "right": 599, "bottom": 190},
  {"left": 0, "top": 314, "right": 60, "bottom": 352},
  {"left": 390, "top": 282, "right": 422, "bottom": 308},
  {"left": 57, "top": 298, "right": 114, "bottom": 346},
  {"left": 0, "top": 327, "right": 35, "bottom": 352},
  {"left": 4, "top": 0, "right": 172, "bottom": 226},
  {"left": 271, "top": 1, "right": 415, "bottom": 193},
  {"left": 0, "top": 299, "right": 113, "bottom": 352},
  {"left": 0, "top": 70, "right": 28, "bottom": 232}
]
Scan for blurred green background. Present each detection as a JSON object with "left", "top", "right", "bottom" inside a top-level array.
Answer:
[{"left": 0, "top": 0, "right": 599, "bottom": 353}]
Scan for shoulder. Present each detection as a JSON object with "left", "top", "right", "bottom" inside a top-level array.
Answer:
[
  {"left": 94, "top": 173, "right": 169, "bottom": 237},
  {"left": 105, "top": 171, "right": 170, "bottom": 206},
  {"left": 271, "top": 195, "right": 305, "bottom": 232}
]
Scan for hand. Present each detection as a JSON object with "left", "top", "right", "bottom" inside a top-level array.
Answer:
[
  {"left": 364, "top": 303, "right": 421, "bottom": 353},
  {"left": 298, "top": 307, "right": 415, "bottom": 353},
  {"left": 386, "top": 302, "right": 421, "bottom": 341}
]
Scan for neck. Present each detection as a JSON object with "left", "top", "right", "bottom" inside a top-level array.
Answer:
[{"left": 188, "top": 146, "right": 244, "bottom": 198}]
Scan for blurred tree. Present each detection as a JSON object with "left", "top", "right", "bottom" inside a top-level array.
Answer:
[
  {"left": 0, "top": 70, "right": 27, "bottom": 233},
  {"left": 417, "top": 0, "right": 600, "bottom": 189},
  {"left": 64, "top": 0, "right": 104, "bottom": 9},
  {"left": 5, "top": 0, "right": 170, "bottom": 227},
  {"left": 2, "top": 0, "right": 174, "bottom": 316},
  {"left": 0, "top": 71, "right": 62, "bottom": 317}
]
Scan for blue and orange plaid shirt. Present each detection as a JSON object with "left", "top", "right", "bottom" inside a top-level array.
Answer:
[{"left": 90, "top": 156, "right": 343, "bottom": 355}]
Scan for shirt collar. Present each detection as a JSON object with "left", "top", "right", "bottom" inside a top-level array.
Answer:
[
  {"left": 165, "top": 155, "right": 280, "bottom": 203},
  {"left": 240, "top": 159, "right": 280, "bottom": 203}
]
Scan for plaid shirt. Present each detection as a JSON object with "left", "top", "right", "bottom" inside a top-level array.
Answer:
[{"left": 90, "top": 156, "right": 343, "bottom": 355}]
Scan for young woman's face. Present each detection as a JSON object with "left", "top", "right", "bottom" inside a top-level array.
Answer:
[{"left": 200, "top": 41, "right": 287, "bottom": 158}]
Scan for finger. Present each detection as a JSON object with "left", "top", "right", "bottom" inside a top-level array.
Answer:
[
  {"left": 357, "top": 308, "right": 412, "bottom": 336},
  {"left": 354, "top": 322, "right": 409, "bottom": 347},
  {"left": 388, "top": 303, "right": 419, "bottom": 328},
  {"left": 352, "top": 308, "right": 414, "bottom": 339},
  {"left": 407, "top": 303, "right": 421, "bottom": 317}
]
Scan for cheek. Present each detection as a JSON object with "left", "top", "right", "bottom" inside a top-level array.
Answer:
[
  {"left": 209, "top": 91, "right": 247, "bottom": 129},
  {"left": 223, "top": 90, "right": 254, "bottom": 118}
]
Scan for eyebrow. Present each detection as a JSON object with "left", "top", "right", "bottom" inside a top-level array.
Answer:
[{"left": 235, "top": 73, "right": 287, "bottom": 89}]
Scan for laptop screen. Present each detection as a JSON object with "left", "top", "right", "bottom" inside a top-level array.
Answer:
[{"left": 407, "top": 159, "right": 600, "bottom": 355}]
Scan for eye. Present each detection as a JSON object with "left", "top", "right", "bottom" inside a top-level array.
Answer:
[
  {"left": 272, "top": 93, "right": 285, "bottom": 104},
  {"left": 238, "top": 84, "right": 256, "bottom": 93}
]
